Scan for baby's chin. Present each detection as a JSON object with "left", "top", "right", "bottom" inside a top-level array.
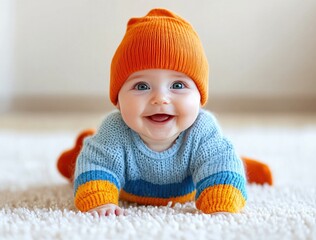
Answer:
[{"left": 139, "top": 131, "right": 181, "bottom": 150}]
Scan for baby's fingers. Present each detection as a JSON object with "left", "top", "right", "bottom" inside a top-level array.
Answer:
[
  {"left": 105, "top": 207, "right": 115, "bottom": 216},
  {"left": 114, "top": 208, "right": 126, "bottom": 216},
  {"left": 88, "top": 204, "right": 126, "bottom": 217}
]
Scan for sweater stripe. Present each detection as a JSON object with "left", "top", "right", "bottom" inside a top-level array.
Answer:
[
  {"left": 74, "top": 170, "right": 120, "bottom": 195},
  {"left": 120, "top": 189, "right": 196, "bottom": 206},
  {"left": 196, "top": 171, "right": 247, "bottom": 200},
  {"left": 123, "top": 176, "right": 195, "bottom": 198}
]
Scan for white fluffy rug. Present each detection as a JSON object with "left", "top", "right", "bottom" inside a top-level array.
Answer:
[{"left": 1, "top": 125, "right": 316, "bottom": 240}]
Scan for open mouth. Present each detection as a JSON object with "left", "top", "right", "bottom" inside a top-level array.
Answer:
[{"left": 147, "top": 114, "right": 174, "bottom": 123}]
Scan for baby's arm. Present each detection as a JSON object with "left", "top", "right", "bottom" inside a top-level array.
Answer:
[
  {"left": 88, "top": 204, "right": 126, "bottom": 217},
  {"left": 73, "top": 113, "right": 126, "bottom": 214},
  {"left": 190, "top": 111, "right": 247, "bottom": 214},
  {"left": 192, "top": 138, "right": 247, "bottom": 214}
]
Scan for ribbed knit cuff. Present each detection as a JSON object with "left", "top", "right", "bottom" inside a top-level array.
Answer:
[
  {"left": 75, "top": 192, "right": 119, "bottom": 212},
  {"left": 74, "top": 180, "right": 119, "bottom": 212},
  {"left": 195, "top": 185, "right": 246, "bottom": 214}
]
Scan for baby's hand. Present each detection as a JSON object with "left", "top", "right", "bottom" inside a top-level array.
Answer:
[{"left": 88, "top": 204, "right": 126, "bottom": 217}]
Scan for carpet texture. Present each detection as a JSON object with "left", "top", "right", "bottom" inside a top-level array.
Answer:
[{"left": 0, "top": 126, "right": 316, "bottom": 240}]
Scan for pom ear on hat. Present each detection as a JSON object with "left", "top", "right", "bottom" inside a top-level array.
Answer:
[{"left": 110, "top": 8, "right": 209, "bottom": 106}]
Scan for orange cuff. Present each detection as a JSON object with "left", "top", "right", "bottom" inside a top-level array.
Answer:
[
  {"left": 75, "top": 180, "right": 119, "bottom": 212},
  {"left": 196, "top": 185, "right": 246, "bottom": 214}
]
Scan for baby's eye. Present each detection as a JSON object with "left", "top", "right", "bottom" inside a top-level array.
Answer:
[
  {"left": 171, "top": 82, "right": 185, "bottom": 89},
  {"left": 135, "top": 82, "right": 150, "bottom": 90}
]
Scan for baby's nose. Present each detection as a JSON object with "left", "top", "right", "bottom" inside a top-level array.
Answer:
[{"left": 150, "top": 92, "right": 170, "bottom": 105}]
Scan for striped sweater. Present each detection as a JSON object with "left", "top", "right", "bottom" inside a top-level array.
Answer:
[{"left": 74, "top": 109, "right": 247, "bottom": 213}]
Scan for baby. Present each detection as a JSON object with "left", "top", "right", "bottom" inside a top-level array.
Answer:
[{"left": 57, "top": 8, "right": 272, "bottom": 216}]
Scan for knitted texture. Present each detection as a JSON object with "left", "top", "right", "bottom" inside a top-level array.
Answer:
[
  {"left": 74, "top": 110, "right": 247, "bottom": 213},
  {"left": 110, "top": 8, "right": 209, "bottom": 106}
]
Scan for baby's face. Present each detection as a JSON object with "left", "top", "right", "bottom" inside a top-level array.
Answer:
[{"left": 117, "top": 69, "right": 201, "bottom": 150}]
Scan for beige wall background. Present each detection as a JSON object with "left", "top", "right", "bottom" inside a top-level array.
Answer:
[{"left": 1, "top": 0, "right": 316, "bottom": 112}]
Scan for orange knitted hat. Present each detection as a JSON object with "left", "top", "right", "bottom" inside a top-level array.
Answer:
[{"left": 110, "top": 8, "right": 209, "bottom": 106}]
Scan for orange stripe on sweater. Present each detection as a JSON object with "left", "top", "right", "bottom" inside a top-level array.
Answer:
[{"left": 119, "top": 189, "right": 196, "bottom": 206}]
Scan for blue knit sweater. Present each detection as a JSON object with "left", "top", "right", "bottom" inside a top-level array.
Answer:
[{"left": 74, "top": 109, "right": 247, "bottom": 213}]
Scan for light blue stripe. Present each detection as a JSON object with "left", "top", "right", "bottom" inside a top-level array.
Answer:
[
  {"left": 193, "top": 156, "right": 245, "bottom": 185},
  {"left": 74, "top": 170, "right": 120, "bottom": 195},
  {"left": 196, "top": 171, "right": 247, "bottom": 200},
  {"left": 123, "top": 176, "right": 195, "bottom": 198},
  {"left": 75, "top": 162, "right": 106, "bottom": 177}
]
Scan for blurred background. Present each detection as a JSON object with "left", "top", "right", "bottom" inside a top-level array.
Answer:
[{"left": 1, "top": 0, "right": 316, "bottom": 113}]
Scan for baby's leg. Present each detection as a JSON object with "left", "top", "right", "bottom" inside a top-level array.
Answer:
[
  {"left": 57, "top": 129, "right": 95, "bottom": 182},
  {"left": 242, "top": 156, "right": 273, "bottom": 185}
]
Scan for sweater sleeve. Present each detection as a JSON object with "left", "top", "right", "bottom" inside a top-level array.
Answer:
[
  {"left": 73, "top": 112, "right": 126, "bottom": 212},
  {"left": 190, "top": 111, "right": 247, "bottom": 214}
]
